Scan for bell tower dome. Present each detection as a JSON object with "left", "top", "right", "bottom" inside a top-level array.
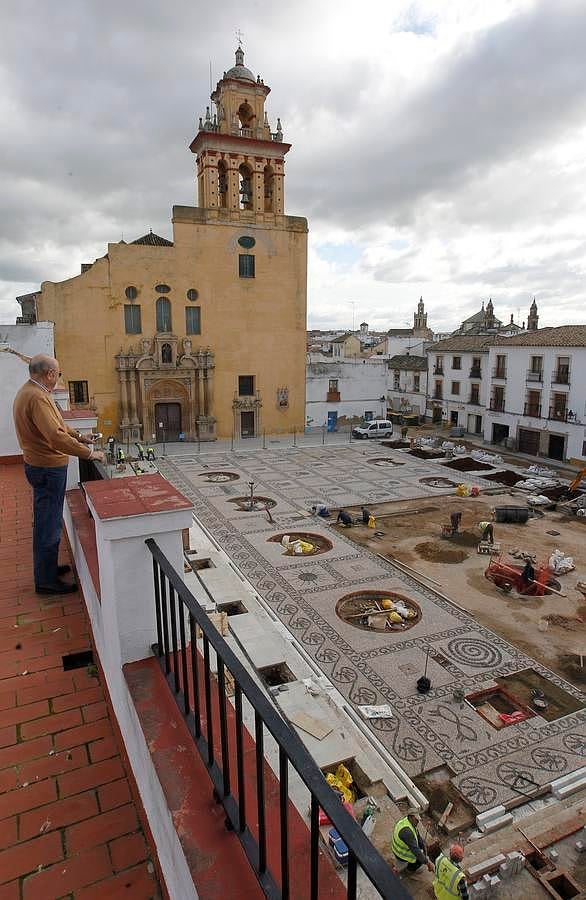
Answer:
[{"left": 190, "top": 46, "right": 289, "bottom": 216}]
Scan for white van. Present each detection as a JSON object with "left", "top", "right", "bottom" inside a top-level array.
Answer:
[{"left": 352, "top": 419, "right": 394, "bottom": 439}]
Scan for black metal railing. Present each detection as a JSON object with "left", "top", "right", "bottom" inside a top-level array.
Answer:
[
  {"left": 492, "top": 367, "right": 507, "bottom": 379},
  {"left": 551, "top": 369, "right": 570, "bottom": 385},
  {"left": 526, "top": 369, "right": 543, "bottom": 383},
  {"left": 146, "top": 539, "right": 410, "bottom": 900},
  {"left": 469, "top": 367, "right": 482, "bottom": 378},
  {"left": 549, "top": 407, "right": 568, "bottom": 422},
  {"left": 524, "top": 403, "right": 542, "bottom": 418},
  {"left": 490, "top": 397, "right": 505, "bottom": 411},
  {"left": 433, "top": 390, "right": 443, "bottom": 400},
  {"left": 432, "top": 366, "right": 443, "bottom": 375},
  {"left": 468, "top": 395, "right": 480, "bottom": 405}
]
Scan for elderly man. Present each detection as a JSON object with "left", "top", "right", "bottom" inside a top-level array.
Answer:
[{"left": 13, "top": 355, "right": 104, "bottom": 595}]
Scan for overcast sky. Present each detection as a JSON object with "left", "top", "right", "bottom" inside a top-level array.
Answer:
[{"left": 2, "top": 0, "right": 586, "bottom": 332}]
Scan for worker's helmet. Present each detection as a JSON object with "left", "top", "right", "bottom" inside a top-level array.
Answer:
[{"left": 450, "top": 843, "right": 464, "bottom": 862}]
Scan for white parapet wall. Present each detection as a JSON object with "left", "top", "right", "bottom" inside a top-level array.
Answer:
[{"left": 64, "top": 473, "right": 197, "bottom": 900}]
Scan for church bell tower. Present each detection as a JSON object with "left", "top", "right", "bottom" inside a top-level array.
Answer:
[{"left": 190, "top": 46, "right": 288, "bottom": 216}]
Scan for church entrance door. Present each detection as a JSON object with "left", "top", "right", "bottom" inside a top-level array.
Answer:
[{"left": 155, "top": 402, "right": 182, "bottom": 442}]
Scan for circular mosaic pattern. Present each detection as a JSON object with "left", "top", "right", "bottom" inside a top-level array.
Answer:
[
  {"left": 367, "top": 458, "right": 405, "bottom": 467},
  {"left": 228, "top": 495, "right": 277, "bottom": 511},
  {"left": 563, "top": 732, "right": 586, "bottom": 756},
  {"left": 336, "top": 590, "right": 421, "bottom": 634},
  {"left": 446, "top": 637, "right": 503, "bottom": 668},
  {"left": 268, "top": 532, "right": 333, "bottom": 556},
  {"left": 419, "top": 476, "right": 457, "bottom": 488},
  {"left": 198, "top": 471, "right": 240, "bottom": 483}
]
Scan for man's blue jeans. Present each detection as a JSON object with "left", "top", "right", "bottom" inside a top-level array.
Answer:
[{"left": 24, "top": 464, "right": 68, "bottom": 588}]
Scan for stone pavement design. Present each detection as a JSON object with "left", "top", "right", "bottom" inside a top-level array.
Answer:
[
  {"left": 0, "top": 465, "right": 161, "bottom": 899},
  {"left": 158, "top": 446, "right": 586, "bottom": 813}
]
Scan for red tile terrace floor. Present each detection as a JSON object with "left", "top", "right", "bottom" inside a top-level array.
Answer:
[{"left": 0, "top": 465, "right": 161, "bottom": 899}]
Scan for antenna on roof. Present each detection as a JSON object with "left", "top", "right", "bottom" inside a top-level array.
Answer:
[{"left": 209, "top": 59, "right": 212, "bottom": 97}]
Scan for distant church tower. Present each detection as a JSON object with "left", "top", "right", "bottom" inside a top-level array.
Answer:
[
  {"left": 485, "top": 298, "right": 495, "bottom": 329},
  {"left": 413, "top": 297, "right": 428, "bottom": 334},
  {"left": 191, "top": 46, "right": 287, "bottom": 214},
  {"left": 527, "top": 298, "right": 539, "bottom": 331}
]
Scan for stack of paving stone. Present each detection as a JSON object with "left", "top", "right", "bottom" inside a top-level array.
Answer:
[{"left": 468, "top": 851, "right": 525, "bottom": 897}]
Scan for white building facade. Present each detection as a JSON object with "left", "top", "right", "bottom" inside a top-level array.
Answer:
[
  {"left": 425, "top": 336, "right": 493, "bottom": 433},
  {"left": 306, "top": 358, "right": 388, "bottom": 430},
  {"left": 485, "top": 326, "right": 586, "bottom": 462}
]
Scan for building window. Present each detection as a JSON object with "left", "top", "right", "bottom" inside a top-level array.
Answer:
[
  {"left": 124, "top": 304, "right": 141, "bottom": 334},
  {"left": 161, "top": 343, "right": 173, "bottom": 364},
  {"left": 155, "top": 284, "right": 171, "bottom": 293},
  {"left": 414, "top": 374, "right": 420, "bottom": 392},
  {"left": 239, "top": 254, "right": 255, "bottom": 278},
  {"left": 125, "top": 286, "right": 138, "bottom": 300},
  {"left": 452, "top": 381, "right": 460, "bottom": 395},
  {"left": 393, "top": 371, "right": 400, "bottom": 390},
  {"left": 156, "top": 297, "right": 172, "bottom": 332},
  {"left": 364, "top": 411, "right": 374, "bottom": 421},
  {"left": 69, "top": 381, "right": 88, "bottom": 405},
  {"left": 238, "top": 375, "right": 254, "bottom": 396},
  {"left": 238, "top": 235, "right": 256, "bottom": 249},
  {"left": 452, "top": 356, "right": 461, "bottom": 370},
  {"left": 185, "top": 307, "right": 201, "bottom": 335},
  {"left": 186, "top": 288, "right": 199, "bottom": 301},
  {"left": 328, "top": 379, "right": 338, "bottom": 391}
]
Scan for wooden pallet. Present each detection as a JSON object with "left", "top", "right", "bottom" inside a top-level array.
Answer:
[{"left": 477, "top": 541, "right": 501, "bottom": 555}]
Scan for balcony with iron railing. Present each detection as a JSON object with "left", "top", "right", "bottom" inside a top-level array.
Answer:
[
  {"left": 469, "top": 367, "right": 482, "bottom": 378},
  {"left": 433, "top": 389, "right": 443, "bottom": 400},
  {"left": 60, "top": 466, "right": 410, "bottom": 900},
  {"left": 524, "top": 402, "right": 542, "bottom": 418},
  {"left": 549, "top": 406, "right": 569, "bottom": 422},
  {"left": 492, "top": 367, "right": 507, "bottom": 379},
  {"left": 468, "top": 395, "right": 481, "bottom": 405},
  {"left": 526, "top": 369, "right": 543, "bottom": 383},
  {"left": 432, "top": 366, "right": 444, "bottom": 375},
  {"left": 551, "top": 369, "right": 570, "bottom": 386},
  {"left": 326, "top": 390, "right": 340, "bottom": 402},
  {"left": 489, "top": 397, "right": 505, "bottom": 411}
]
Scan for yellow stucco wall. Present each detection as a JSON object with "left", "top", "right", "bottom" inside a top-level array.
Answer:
[{"left": 36, "top": 206, "right": 307, "bottom": 439}]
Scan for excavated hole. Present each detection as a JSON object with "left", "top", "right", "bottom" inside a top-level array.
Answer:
[
  {"left": 198, "top": 471, "right": 240, "bottom": 482},
  {"left": 336, "top": 590, "right": 421, "bottom": 633},
  {"left": 367, "top": 457, "right": 405, "bottom": 467},
  {"left": 268, "top": 532, "right": 333, "bottom": 556},
  {"left": 228, "top": 496, "right": 277, "bottom": 511},
  {"left": 419, "top": 476, "right": 458, "bottom": 488},
  {"left": 443, "top": 458, "right": 494, "bottom": 472}
]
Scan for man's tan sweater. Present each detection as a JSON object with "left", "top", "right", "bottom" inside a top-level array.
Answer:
[{"left": 13, "top": 381, "right": 92, "bottom": 467}]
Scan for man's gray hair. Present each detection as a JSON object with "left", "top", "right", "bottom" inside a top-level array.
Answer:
[{"left": 29, "top": 354, "right": 56, "bottom": 376}]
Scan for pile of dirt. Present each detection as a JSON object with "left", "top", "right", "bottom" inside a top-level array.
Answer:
[
  {"left": 415, "top": 541, "right": 467, "bottom": 564},
  {"left": 448, "top": 529, "right": 480, "bottom": 547},
  {"left": 544, "top": 614, "right": 584, "bottom": 630},
  {"left": 409, "top": 448, "right": 446, "bottom": 460},
  {"left": 443, "top": 458, "right": 494, "bottom": 472},
  {"left": 381, "top": 440, "right": 410, "bottom": 449},
  {"left": 483, "top": 470, "right": 522, "bottom": 486}
]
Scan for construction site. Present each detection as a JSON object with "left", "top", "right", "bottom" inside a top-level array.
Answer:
[{"left": 131, "top": 429, "right": 586, "bottom": 899}]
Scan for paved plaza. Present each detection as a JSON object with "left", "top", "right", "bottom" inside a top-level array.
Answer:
[{"left": 158, "top": 445, "right": 586, "bottom": 813}]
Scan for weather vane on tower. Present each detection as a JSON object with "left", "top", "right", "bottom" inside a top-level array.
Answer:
[{"left": 235, "top": 28, "right": 244, "bottom": 48}]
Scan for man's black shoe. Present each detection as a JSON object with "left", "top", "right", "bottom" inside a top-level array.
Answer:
[
  {"left": 57, "top": 564, "right": 72, "bottom": 576},
  {"left": 35, "top": 581, "right": 78, "bottom": 595}
]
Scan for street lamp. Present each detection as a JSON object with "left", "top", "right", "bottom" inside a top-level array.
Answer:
[{"left": 158, "top": 422, "right": 166, "bottom": 456}]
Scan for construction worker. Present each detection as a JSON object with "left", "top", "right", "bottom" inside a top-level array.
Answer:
[
  {"left": 521, "top": 558, "right": 535, "bottom": 587},
  {"left": 433, "top": 843, "right": 468, "bottom": 899},
  {"left": 336, "top": 509, "right": 353, "bottom": 527},
  {"left": 361, "top": 506, "right": 371, "bottom": 525},
  {"left": 391, "top": 808, "right": 434, "bottom": 874},
  {"left": 478, "top": 520, "right": 494, "bottom": 544}
]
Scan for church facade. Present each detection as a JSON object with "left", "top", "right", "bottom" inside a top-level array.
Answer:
[{"left": 18, "top": 48, "right": 308, "bottom": 442}]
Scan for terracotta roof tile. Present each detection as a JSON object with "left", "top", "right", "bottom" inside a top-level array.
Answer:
[
  {"left": 426, "top": 335, "right": 495, "bottom": 352},
  {"left": 493, "top": 325, "right": 586, "bottom": 347},
  {"left": 388, "top": 354, "right": 427, "bottom": 370},
  {"left": 131, "top": 232, "right": 173, "bottom": 247}
]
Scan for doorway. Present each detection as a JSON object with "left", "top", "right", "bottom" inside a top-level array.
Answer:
[
  {"left": 548, "top": 434, "right": 565, "bottom": 461},
  {"left": 241, "top": 410, "right": 255, "bottom": 438},
  {"left": 518, "top": 428, "right": 540, "bottom": 456},
  {"left": 432, "top": 407, "right": 442, "bottom": 424},
  {"left": 155, "top": 403, "right": 181, "bottom": 442},
  {"left": 327, "top": 411, "right": 338, "bottom": 432},
  {"left": 450, "top": 411, "right": 459, "bottom": 425},
  {"left": 492, "top": 423, "right": 509, "bottom": 445},
  {"left": 475, "top": 415, "right": 483, "bottom": 435}
]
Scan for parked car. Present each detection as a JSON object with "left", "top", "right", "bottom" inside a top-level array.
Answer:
[{"left": 352, "top": 419, "right": 394, "bottom": 439}]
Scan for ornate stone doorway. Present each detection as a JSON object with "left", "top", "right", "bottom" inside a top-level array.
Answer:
[{"left": 241, "top": 410, "right": 255, "bottom": 437}]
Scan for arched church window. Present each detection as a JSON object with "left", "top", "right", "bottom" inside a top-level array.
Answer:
[
  {"left": 237, "top": 101, "right": 254, "bottom": 129},
  {"left": 263, "top": 165, "right": 274, "bottom": 212},
  {"left": 238, "top": 163, "right": 253, "bottom": 210},
  {"left": 217, "top": 160, "right": 228, "bottom": 209},
  {"left": 161, "top": 343, "right": 173, "bottom": 364},
  {"left": 156, "top": 298, "right": 172, "bottom": 333}
]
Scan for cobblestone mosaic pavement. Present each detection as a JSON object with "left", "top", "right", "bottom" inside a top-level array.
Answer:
[{"left": 157, "top": 446, "right": 586, "bottom": 812}]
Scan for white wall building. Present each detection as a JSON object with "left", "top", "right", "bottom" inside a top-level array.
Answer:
[
  {"left": 0, "top": 322, "right": 55, "bottom": 458},
  {"left": 426, "top": 336, "right": 493, "bottom": 433},
  {"left": 485, "top": 326, "right": 586, "bottom": 462},
  {"left": 306, "top": 358, "right": 388, "bottom": 430},
  {"left": 386, "top": 355, "right": 428, "bottom": 417}
]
